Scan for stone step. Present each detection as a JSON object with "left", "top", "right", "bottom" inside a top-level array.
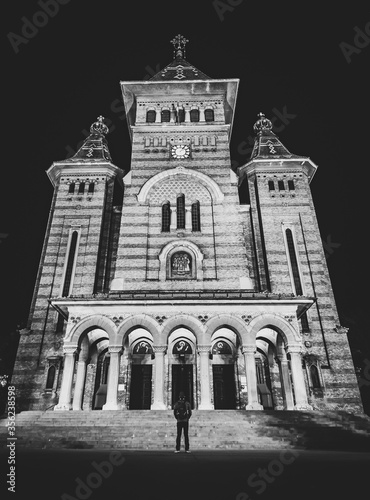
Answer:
[{"left": 2, "top": 409, "right": 370, "bottom": 451}]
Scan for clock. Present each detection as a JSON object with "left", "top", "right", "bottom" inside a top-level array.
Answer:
[{"left": 171, "top": 144, "right": 190, "bottom": 159}]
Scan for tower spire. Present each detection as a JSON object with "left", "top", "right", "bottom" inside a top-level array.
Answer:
[{"left": 170, "top": 34, "right": 189, "bottom": 60}]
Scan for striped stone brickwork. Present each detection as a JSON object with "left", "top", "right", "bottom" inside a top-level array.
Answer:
[
  {"left": 12, "top": 164, "right": 122, "bottom": 410},
  {"left": 246, "top": 168, "right": 361, "bottom": 409},
  {"left": 113, "top": 125, "right": 254, "bottom": 291}
]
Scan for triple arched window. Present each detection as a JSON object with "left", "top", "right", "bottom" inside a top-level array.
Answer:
[
  {"left": 161, "top": 196, "right": 201, "bottom": 232},
  {"left": 146, "top": 106, "right": 215, "bottom": 123}
]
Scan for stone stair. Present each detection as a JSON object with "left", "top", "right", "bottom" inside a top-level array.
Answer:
[{"left": 1, "top": 410, "right": 370, "bottom": 451}]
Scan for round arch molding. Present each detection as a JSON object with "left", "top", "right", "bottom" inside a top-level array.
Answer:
[
  {"left": 137, "top": 166, "right": 224, "bottom": 204},
  {"left": 247, "top": 313, "right": 301, "bottom": 346},
  {"left": 158, "top": 240, "right": 204, "bottom": 281},
  {"left": 65, "top": 315, "right": 117, "bottom": 345}
]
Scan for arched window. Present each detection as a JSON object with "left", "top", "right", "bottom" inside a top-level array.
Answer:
[
  {"left": 162, "top": 202, "right": 171, "bottom": 232},
  {"left": 190, "top": 109, "right": 199, "bottom": 122},
  {"left": 278, "top": 180, "right": 285, "bottom": 191},
  {"left": 205, "top": 108, "right": 214, "bottom": 122},
  {"left": 177, "top": 108, "right": 185, "bottom": 123},
  {"left": 177, "top": 194, "right": 185, "bottom": 229},
  {"left": 288, "top": 180, "right": 295, "bottom": 191},
  {"left": 286, "top": 229, "right": 303, "bottom": 295},
  {"left": 310, "top": 365, "right": 321, "bottom": 388},
  {"left": 161, "top": 109, "right": 170, "bottom": 122},
  {"left": 62, "top": 231, "right": 78, "bottom": 297},
  {"left": 78, "top": 182, "right": 85, "bottom": 194},
  {"left": 46, "top": 365, "right": 56, "bottom": 389},
  {"left": 68, "top": 182, "right": 75, "bottom": 194},
  {"left": 268, "top": 180, "right": 275, "bottom": 191},
  {"left": 146, "top": 110, "right": 156, "bottom": 123},
  {"left": 191, "top": 201, "right": 201, "bottom": 232},
  {"left": 88, "top": 182, "right": 95, "bottom": 194}
]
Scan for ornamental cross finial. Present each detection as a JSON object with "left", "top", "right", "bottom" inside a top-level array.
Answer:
[{"left": 170, "top": 34, "right": 189, "bottom": 59}]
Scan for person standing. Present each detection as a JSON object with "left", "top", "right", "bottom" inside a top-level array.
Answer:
[{"left": 173, "top": 391, "right": 192, "bottom": 453}]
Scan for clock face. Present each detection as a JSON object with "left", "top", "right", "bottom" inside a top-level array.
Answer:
[{"left": 171, "top": 145, "right": 190, "bottom": 159}]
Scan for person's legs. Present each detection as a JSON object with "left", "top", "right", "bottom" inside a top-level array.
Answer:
[
  {"left": 183, "top": 421, "right": 189, "bottom": 451},
  {"left": 176, "top": 421, "right": 182, "bottom": 451}
]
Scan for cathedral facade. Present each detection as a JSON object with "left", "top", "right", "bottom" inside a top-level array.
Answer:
[{"left": 13, "top": 36, "right": 363, "bottom": 414}]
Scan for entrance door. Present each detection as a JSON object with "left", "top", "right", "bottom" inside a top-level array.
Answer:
[
  {"left": 129, "top": 365, "right": 152, "bottom": 409},
  {"left": 212, "top": 364, "right": 236, "bottom": 409},
  {"left": 172, "top": 364, "right": 194, "bottom": 408}
]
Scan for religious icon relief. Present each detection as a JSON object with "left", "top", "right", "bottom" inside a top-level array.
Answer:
[{"left": 171, "top": 252, "right": 192, "bottom": 278}]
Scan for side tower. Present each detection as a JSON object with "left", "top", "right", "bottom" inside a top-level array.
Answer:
[
  {"left": 238, "top": 113, "right": 362, "bottom": 410},
  {"left": 12, "top": 117, "right": 123, "bottom": 410}
]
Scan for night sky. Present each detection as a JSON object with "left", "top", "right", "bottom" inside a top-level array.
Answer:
[{"left": 1, "top": 2, "right": 369, "bottom": 374}]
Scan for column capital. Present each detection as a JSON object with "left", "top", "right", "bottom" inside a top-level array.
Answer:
[
  {"left": 108, "top": 345, "right": 123, "bottom": 354},
  {"left": 63, "top": 346, "right": 79, "bottom": 356},
  {"left": 286, "top": 345, "right": 303, "bottom": 355},
  {"left": 242, "top": 345, "right": 256, "bottom": 355},
  {"left": 153, "top": 345, "right": 167, "bottom": 354},
  {"left": 198, "top": 344, "right": 211, "bottom": 354}
]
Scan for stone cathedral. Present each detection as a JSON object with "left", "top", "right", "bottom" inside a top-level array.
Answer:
[{"left": 13, "top": 35, "right": 363, "bottom": 415}]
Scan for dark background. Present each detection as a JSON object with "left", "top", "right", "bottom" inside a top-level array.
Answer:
[{"left": 1, "top": 1, "right": 369, "bottom": 411}]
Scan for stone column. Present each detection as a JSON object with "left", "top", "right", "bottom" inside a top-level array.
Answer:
[
  {"left": 72, "top": 360, "right": 87, "bottom": 410},
  {"left": 103, "top": 346, "right": 123, "bottom": 410},
  {"left": 199, "top": 107, "right": 205, "bottom": 122},
  {"left": 54, "top": 346, "right": 78, "bottom": 411},
  {"left": 198, "top": 345, "right": 213, "bottom": 409},
  {"left": 185, "top": 207, "right": 192, "bottom": 231},
  {"left": 277, "top": 354, "right": 294, "bottom": 410},
  {"left": 151, "top": 346, "right": 167, "bottom": 409},
  {"left": 242, "top": 345, "right": 263, "bottom": 410},
  {"left": 287, "top": 346, "right": 312, "bottom": 410},
  {"left": 155, "top": 108, "right": 161, "bottom": 123},
  {"left": 170, "top": 208, "right": 177, "bottom": 231},
  {"left": 184, "top": 107, "right": 190, "bottom": 122}
]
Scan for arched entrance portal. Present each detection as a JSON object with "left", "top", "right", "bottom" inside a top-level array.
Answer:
[
  {"left": 127, "top": 329, "right": 154, "bottom": 410},
  {"left": 211, "top": 328, "right": 238, "bottom": 409},
  {"left": 168, "top": 329, "right": 196, "bottom": 409}
]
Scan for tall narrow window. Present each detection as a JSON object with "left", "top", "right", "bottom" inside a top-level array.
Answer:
[
  {"left": 301, "top": 312, "right": 309, "bottom": 332},
  {"left": 288, "top": 180, "right": 295, "bottom": 191},
  {"left": 162, "top": 202, "right": 171, "bottom": 232},
  {"left": 88, "top": 182, "right": 95, "bottom": 194},
  {"left": 191, "top": 201, "right": 201, "bottom": 232},
  {"left": 146, "top": 110, "right": 156, "bottom": 123},
  {"left": 161, "top": 109, "right": 170, "bottom": 122},
  {"left": 190, "top": 109, "right": 199, "bottom": 122},
  {"left": 177, "top": 108, "right": 185, "bottom": 123},
  {"left": 68, "top": 182, "right": 75, "bottom": 194},
  {"left": 46, "top": 365, "right": 56, "bottom": 389},
  {"left": 78, "top": 182, "right": 85, "bottom": 194},
  {"left": 205, "top": 108, "right": 214, "bottom": 122},
  {"left": 286, "top": 229, "right": 303, "bottom": 295},
  {"left": 310, "top": 365, "right": 321, "bottom": 388},
  {"left": 278, "top": 180, "right": 285, "bottom": 191},
  {"left": 268, "top": 180, "right": 275, "bottom": 191},
  {"left": 62, "top": 231, "right": 78, "bottom": 297},
  {"left": 177, "top": 194, "right": 185, "bottom": 229}
]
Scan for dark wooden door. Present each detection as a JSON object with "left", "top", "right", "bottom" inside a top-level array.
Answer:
[
  {"left": 129, "top": 364, "right": 152, "bottom": 409},
  {"left": 172, "top": 364, "right": 194, "bottom": 408},
  {"left": 212, "top": 364, "right": 236, "bottom": 409}
]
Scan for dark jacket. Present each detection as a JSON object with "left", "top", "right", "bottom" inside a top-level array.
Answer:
[{"left": 173, "top": 399, "right": 192, "bottom": 422}]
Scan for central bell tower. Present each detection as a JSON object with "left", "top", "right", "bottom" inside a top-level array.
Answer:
[{"left": 111, "top": 34, "right": 254, "bottom": 292}]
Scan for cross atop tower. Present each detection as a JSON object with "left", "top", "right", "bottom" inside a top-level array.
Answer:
[{"left": 170, "top": 34, "right": 189, "bottom": 59}]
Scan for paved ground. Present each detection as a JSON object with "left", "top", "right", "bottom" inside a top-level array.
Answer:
[{"left": 1, "top": 447, "right": 370, "bottom": 500}]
